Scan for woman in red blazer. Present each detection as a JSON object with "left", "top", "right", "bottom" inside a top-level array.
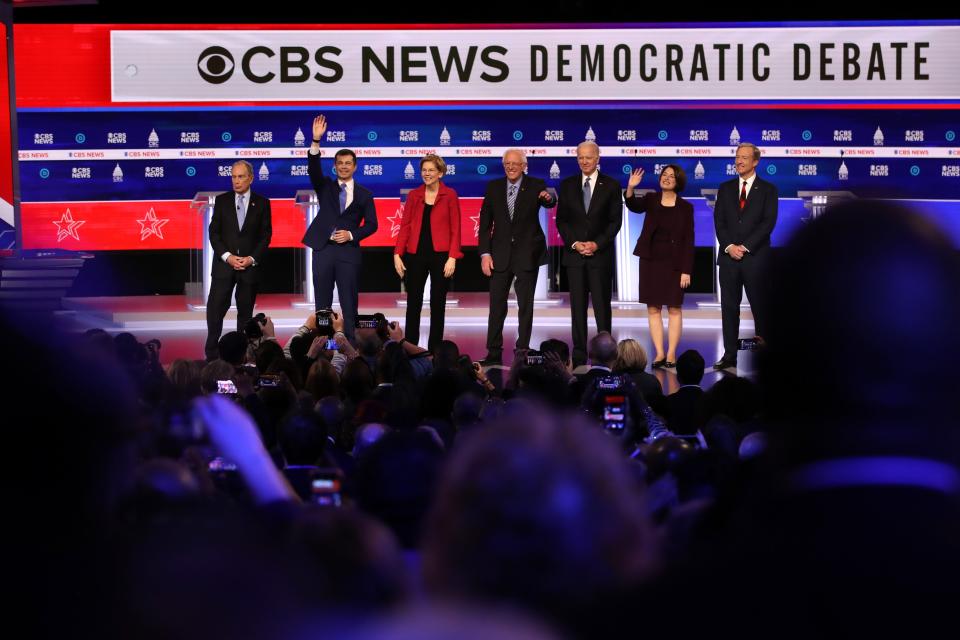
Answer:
[
  {"left": 394, "top": 154, "right": 463, "bottom": 351},
  {"left": 624, "top": 164, "right": 695, "bottom": 369}
]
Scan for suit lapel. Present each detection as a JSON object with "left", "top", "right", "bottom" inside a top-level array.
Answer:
[
  {"left": 744, "top": 180, "right": 762, "bottom": 214},
  {"left": 240, "top": 195, "right": 256, "bottom": 233}
]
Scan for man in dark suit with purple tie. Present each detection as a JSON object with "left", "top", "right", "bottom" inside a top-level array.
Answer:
[
  {"left": 204, "top": 160, "right": 272, "bottom": 360},
  {"left": 713, "top": 142, "right": 778, "bottom": 369},
  {"left": 302, "top": 114, "right": 378, "bottom": 341}
]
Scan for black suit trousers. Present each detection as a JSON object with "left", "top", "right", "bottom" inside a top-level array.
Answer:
[
  {"left": 205, "top": 271, "right": 258, "bottom": 360},
  {"left": 718, "top": 251, "right": 769, "bottom": 357},
  {"left": 486, "top": 267, "right": 538, "bottom": 356},
  {"left": 566, "top": 262, "right": 613, "bottom": 366}
]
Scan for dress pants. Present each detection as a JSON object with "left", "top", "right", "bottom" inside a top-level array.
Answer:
[
  {"left": 205, "top": 272, "right": 257, "bottom": 360},
  {"left": 313, "top": 248, "right": 360, "bottom": 341},
  {"left": 566, "top": 262, "right": 613, "bottom": 366},
  {"left": 718, "top": 251, "right": 769, "bottom": 358},
  {"left": 404, "top": 251, "right": 449, "bottom": 352},
  {"left": 486, "top": 266, "right": 538, "bottom": 358}
]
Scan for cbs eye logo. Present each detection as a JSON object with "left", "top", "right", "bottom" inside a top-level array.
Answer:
[{"left": 197, "top": 46, "right": 235, "bottom": 84}]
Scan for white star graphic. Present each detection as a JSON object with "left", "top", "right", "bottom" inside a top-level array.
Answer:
[
  {"left": 385, "top": 204, "right": 405, "bottom": 238},
  {"left": 136, "top": 208, "right": 170, "bottom": 241},
  {"left": 53, "top": 209, "right": 85, "bottom": 242},
  {"left": 469, "top": 213, "right": 481, "bottom": 238}
]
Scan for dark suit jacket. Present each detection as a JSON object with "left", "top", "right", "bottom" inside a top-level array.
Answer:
[
  {"left": 713, "top": 175, "right": 778, "bottom": 261},
  {"left": 555, "top": 172, "right": 623, "bottom": 267},
  {"left": 209, "top": 190, "right": 272, "bottom": 282},
  {"left": 624, "top": 191, "right": 695, "bottom": 273},
  {"left": 665, "top": 385, "right": 705, "bottom": 436},
  {"left": 394, "top": 182, "right": 463, "bottom": 258},
  {"left": 301, "top": 152, "right": 378, "bottom": 264},
  {"left": 477, "top": 175, "right": 555, "bottom": 272}
]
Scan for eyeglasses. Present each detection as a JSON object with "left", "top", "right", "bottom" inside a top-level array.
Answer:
[{"left": 503, "top": 162, "right": 525, "bottom": 168}]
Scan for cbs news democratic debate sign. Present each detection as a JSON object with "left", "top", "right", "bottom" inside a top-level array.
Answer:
[{"left": 110, "top": 25, "right": 960, "bottom": 102}]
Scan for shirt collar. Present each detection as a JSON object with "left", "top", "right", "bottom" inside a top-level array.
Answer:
[{"left": 582, "top": 170, "right": 599, "bottom": 186}]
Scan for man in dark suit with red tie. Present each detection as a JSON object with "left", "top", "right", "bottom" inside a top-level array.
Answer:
[
  {"left": 477, "top": 149, "right": 557, "bottom": 364},
  {"left": 204, "top": 160, "right": 272, "bottom": 361},
  {"left": 713, "top": 142, "right": 778, "bottom": 369},
  {"left": 302, "top": 114, "right": 378, "bottom": 342},
  {"left": 555, "top": 140, "right": 624, "bottom": 367}
]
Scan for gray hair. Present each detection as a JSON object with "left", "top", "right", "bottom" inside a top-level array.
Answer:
[
  {"left": 576, "top": 140, "right": 600, "bottom": 155},
  {"left": 736, "top": 143, "right": 761, "bottom": 162},
  {"left": 232, "top": 160, "right": 254, "bottom": 178},
  {"left": 502, "top": 148, "right": 527, "bottom": 163}
]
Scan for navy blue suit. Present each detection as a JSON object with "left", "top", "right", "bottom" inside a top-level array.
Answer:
[{"left": 302, "top": 151, "right": 378, "bottom": 339}]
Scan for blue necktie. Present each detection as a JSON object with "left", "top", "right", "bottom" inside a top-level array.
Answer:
[
  {"left": 582, "top": 177, "right": 592, "bottom": 214},
  {"left": 339, "top": 183, "right": 347, "bottom": 214},
  {"left": 236, "top": 194, "right": 246, "bottom": 229},
  {"left": 507, "top": 183, "right": 518, "bottom": 220}
]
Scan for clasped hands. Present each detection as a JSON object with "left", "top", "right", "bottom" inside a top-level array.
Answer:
[
  {"left": 227, "top": 255, "right": 254, "bottom": 270},
  {"left": 573, "top": 241, "right": 599, "bottom": 256},
  {"left": 727, "top": 244, "right": 748, "bottom": 261}
]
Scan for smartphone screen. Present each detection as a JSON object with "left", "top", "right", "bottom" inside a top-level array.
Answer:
[
  {"left": 597, "top": 375, "right": 624, "bottom": 391},
  {"left": 216, "top": 380, "right": 238, "bottom": 395},
  {"left": 256, "top": 374, "right": 280, "bottom": 388},
  {"left": 315, "top": 310, "right": 333, "bottom": 336},
  {"left": 311, "top": 472, "right": 343, "bottom": 507},
  {"left": 603, "top": 395, "right": 627, "bottom": 432},
  {"left": 355, "top": 314, "right": 379, "bottom": 329}
]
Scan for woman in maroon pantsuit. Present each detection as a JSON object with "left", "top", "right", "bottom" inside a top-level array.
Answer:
[{"left": 624, "top": 165, "right": 694, "bottom": 369}]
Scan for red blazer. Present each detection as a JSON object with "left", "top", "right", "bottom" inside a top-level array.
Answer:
[{"left": 394, "top": 181, "right": 463, "bottom": 259}]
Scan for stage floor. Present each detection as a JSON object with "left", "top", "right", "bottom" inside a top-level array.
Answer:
[{"left": 64, "top": 292, "right": 756, "bottom": 390}]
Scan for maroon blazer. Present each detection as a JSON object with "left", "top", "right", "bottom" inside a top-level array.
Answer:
[
  {"left": 394, "top": 181, "right": 463, "bottom": 259},
  {"left": 625, "top": 191, "right": 695, "bottom": 274}
]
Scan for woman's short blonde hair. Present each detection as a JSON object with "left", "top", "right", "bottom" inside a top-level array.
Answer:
[
  {"left": 420, "top": 154, "right": 447, "bottom": 175},
  {"left": 614, "top": 338, "right": 648, "bottom": 371}
]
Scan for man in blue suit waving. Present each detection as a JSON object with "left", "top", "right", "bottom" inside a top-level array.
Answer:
[{"left": 302, "top": 114, "right": 378, "bottom": 341}]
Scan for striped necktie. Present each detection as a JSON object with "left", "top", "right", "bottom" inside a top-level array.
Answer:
[{"left": 507, "top": 183, "right": 518, "bottom": 220}]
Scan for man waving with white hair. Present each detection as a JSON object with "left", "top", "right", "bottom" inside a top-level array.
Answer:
[{"left": 477, "top": 148, "right": 557, "bottom": 365}]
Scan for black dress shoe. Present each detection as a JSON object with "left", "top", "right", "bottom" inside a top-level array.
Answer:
[
  {"left": 479, "top": 355, "right": 502, "bottom": 367},
  {"left": 713, "top": 357, "right": 737, "bottom": 369},
  {"left": 651, "top": 359, "right": 667, "bottom": 369},
  {"left": 664, "top": 361, "right": 677, "bottom": 369}
]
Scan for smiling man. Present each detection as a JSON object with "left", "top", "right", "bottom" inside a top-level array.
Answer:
[
  {"left": 477, "top": 148, "right": 557, "bottom": 365},
  {"left": 302, "top": 114, "right": 379, "bottom": 342},
  {"left": 712, "top": 142, "right": 779, "bottom": 370}
]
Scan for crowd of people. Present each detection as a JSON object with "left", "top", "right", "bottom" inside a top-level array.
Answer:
[{"left": 11, "top": 200, "right": 960, "bottom": 638}]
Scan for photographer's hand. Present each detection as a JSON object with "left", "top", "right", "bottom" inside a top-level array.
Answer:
[{"left": 193, "top": 395, "right": 298, "bottom": 504}]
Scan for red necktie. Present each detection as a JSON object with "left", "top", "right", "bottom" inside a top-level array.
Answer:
[{"left": 739, "top": 181, "right": 747, "bottom": 210}]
